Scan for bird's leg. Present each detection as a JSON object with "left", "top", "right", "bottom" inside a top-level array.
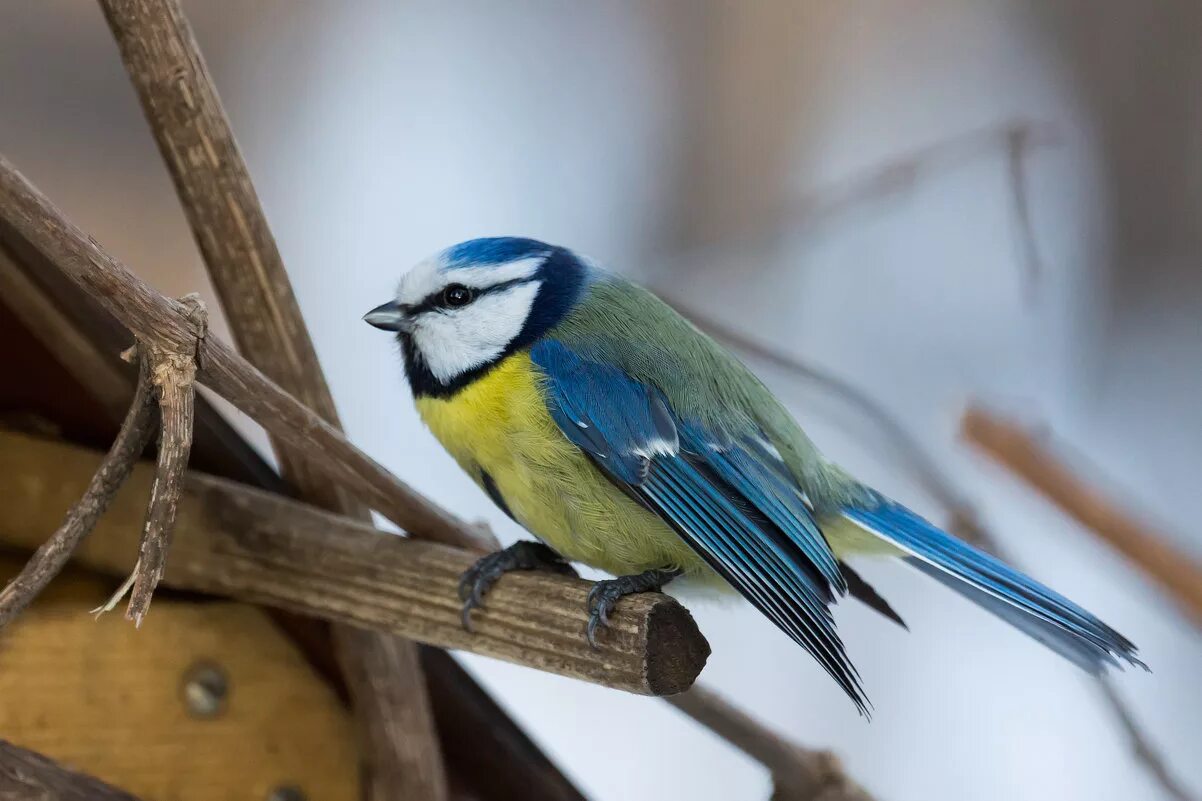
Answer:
[
  {"left": 586, "top": 567, "right": 683, "bottom": 648},
  {"left": 458, "top": 541, "right": 577, "bottom": 631}
]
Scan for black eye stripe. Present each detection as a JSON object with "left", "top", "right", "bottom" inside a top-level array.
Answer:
[{"left": 409, "top": 278, "right": 535, "bottom": 316}]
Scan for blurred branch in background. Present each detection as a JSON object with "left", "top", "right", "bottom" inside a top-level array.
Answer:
[
  {"left": 689, "top": 121, "right": 1056, "bottom": 303},
  {"left": 668, "top": 686, "right": 875, "bottom": 801},
  {"left": 962, "top": 406, "right": 1202, "bottom": 627},
  {"left": 665, "top": 300, "right": 1197, "bottom": 801}
]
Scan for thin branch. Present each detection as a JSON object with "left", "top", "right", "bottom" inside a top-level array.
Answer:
[
  {"left": 0, "top": 357, "right": 156, "bottom": 628},
  {"left": 0, "top": 430, "right": 710, "bottom": 696},
  {"left": 962, "top": 406, "right": 1202, "bottom": 627},
  {"left": 0, "top": 739, "right": 143, "bottom": 801},
  {"left": 667, "top": 686, "right": 874, "bottom": 801}
]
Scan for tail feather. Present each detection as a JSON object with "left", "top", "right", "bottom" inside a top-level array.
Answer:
[{"left": 842, "top": 495, "right": 1146, "bottom": 674}]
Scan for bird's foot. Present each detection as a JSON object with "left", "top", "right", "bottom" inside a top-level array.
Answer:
[
  {"left": 458, "top": 541, "right": 576, "bottom": 631},
  {"left": 586, "top": 567, "right": 682, "bottom": 648}
]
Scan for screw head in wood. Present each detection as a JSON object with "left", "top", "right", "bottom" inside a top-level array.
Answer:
[
  {"left": 180, "top": 661, "right": 228, "bottom": 719},
  {"left": 267, "top": 785, "right": 306, "bottom": 801}
]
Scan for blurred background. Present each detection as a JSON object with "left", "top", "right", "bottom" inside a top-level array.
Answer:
[{"left": 2, "top": 1, "right": 1199, "bottom": 799}]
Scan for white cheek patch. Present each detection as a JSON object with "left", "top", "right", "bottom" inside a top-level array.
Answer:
[{"left": 411, "top": 281, "right": 541, "bottom": 384}]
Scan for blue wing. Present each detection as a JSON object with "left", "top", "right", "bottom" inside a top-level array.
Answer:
[{"left": 531, "top": 340, "right": 869, "bottom": 713}]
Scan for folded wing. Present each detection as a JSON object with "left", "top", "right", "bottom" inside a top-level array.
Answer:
[{"left": 532, "top": 340, "right": 869, "bottom": 713}]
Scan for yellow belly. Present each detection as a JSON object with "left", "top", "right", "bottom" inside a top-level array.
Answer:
[{"left": 414, "top": 352, "right": 710, "bottom": 578}]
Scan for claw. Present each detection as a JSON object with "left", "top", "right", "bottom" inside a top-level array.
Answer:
[
  {"left": 457, "top": 541, "right": 575, "bottom": 631},
  {"left": 583, "top": 567, "right": 683, "bottom": 649}
]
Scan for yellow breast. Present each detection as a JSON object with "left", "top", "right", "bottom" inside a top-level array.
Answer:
[{"left": 414, "top": 352, "right": 709, "bottom": 578}]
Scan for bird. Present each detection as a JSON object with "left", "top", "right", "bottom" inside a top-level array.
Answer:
[{"left": 364, "top": 236, "right": 1144, "bottom": 714}]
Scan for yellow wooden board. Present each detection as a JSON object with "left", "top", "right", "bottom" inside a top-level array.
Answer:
[{"left": 0, "top": 560, "right": 358, "bottom": 801}]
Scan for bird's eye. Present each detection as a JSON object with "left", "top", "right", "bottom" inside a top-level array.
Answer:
[{"left": 441, "top": 284, "right": 474, "bottom": 308}]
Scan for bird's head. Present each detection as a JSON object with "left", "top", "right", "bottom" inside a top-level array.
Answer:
[{"left": 364, "top": 237, "right": 590, "bottom": 396}]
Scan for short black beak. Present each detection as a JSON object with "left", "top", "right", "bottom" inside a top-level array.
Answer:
[{"left": 363, "top": 300, "right": 407, "bottom": 332}]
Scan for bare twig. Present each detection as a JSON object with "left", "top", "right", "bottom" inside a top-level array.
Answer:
[
  {"left": 126, "top": 315, "right": 200, "bottom": 624},
  {"left": 0, "top": 430, "right": 710, "bottom": 696},
  {"left": 962, "top": 406, "right": 1202, "bottom": 627},
  {"left": 0, "top": 739, "right": 143, "bottom": 801},
  {"left": 0, "top": 358, "right": 156, "bottom": 628},
  {"left": 667, "top": 686, "right": 874, "bottom": 801}
]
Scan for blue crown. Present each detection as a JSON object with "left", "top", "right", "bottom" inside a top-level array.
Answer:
[{"left": 445, "top": 237, "right": 552, "bottom": 268}]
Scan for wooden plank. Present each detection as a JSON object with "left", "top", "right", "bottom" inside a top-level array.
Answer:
[
  {"left": 0, "top": 431, "right": 710, "bottom": 696},
  {"left": 0, "top": 558, "right": 358, "bottom": 801}
]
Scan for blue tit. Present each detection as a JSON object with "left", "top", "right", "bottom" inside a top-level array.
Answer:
[{"left": 364, "top": 237, "right": 1144, "bottom": 713}]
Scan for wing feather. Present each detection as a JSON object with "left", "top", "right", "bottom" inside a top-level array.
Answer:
[{"left": 532, "top": 340, "right": 869, "bottom": 712}]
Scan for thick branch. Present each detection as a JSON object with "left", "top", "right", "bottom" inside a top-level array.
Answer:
[
  {"left": 962, "top": 406, "right": 1202, "bottom": 627},
  {"left": 0, "top": 431, "right": 709, "bottom": 696},
  {"left": 97, "top": 0, "right": 354, "bottom": 512},
  {"left": 97, "top": 2, "right": 457, "bottom": 787},
  {"left": 0, "top": 359, "right": 155, "bottom": 628},
  {"left": 0, "top": 739, "right": 142, "bottom": 801},
  {"left": 667, "top": 687, "right": 874, "bottom": 801}
]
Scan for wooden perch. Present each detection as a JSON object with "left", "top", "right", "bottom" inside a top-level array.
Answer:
[
  {"left": 962, "top": 406, "right": 1202, "bottom": 626},
  {"left": 0, "top": 739, "right": 142, "bottom": 801},
  {"left": 667, "top": 687, "right": 874, "bottom": 801},
  {"left": 96, "top": 0, "right": 446, "bottom": 793},
  {"left": 0, "top": 431, "right": 710, "bottom": 696}
]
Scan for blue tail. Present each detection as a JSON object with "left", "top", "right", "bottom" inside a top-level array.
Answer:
[{"left": 842, "top": 495, "right": 1146, "bottom": 674}]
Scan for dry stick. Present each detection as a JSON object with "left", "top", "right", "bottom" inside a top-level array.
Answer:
[
  {"left": 0, "top": 154, "right": 493, "bottom": 556},
  {"left": 126, "top": 339, "right": 198, "bottom": 624},
  {"left": 0, "top": 739, "right": 143, "bottom": 801},
  {"left": 676, "top": 305, "right": 1194, "bottom": 801},
  {"left": 0, "top": 358, "right": 156, "bottom": 628},
  {"left": 961, "top": 407, "right": 1202, "bottom": 627},
  {"left": 667, "top": 687, "right": 874, "bottom": 801},
  {"left": 93, "top": 0, "right": 449, "bottom": 791}
]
